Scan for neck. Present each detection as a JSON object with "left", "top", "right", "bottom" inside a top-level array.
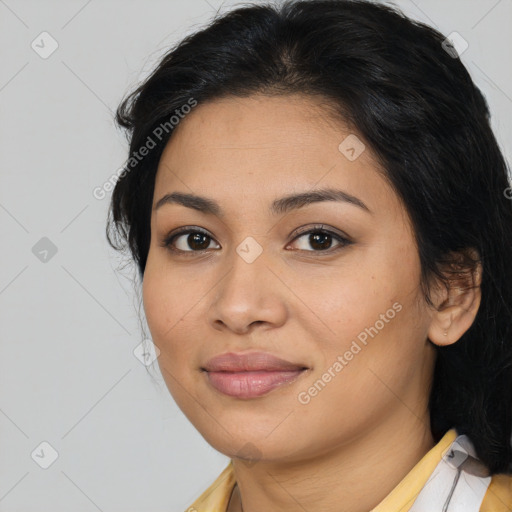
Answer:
[{"left": 228, "top": 413, "right": 436, "bottom": 512}]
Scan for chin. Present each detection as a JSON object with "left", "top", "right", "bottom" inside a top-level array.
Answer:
[{"left": 199, "top": 426, "right": 310, "bottom": 464}]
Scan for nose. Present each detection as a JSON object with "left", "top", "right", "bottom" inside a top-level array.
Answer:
[{"left": 207, "top": 246, "right": 288, "bottom": 335}]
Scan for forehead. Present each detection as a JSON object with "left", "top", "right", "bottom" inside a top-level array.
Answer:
[
  {"left": 153, "top": 94, "right": 401, "bottom": 219},
  {"left": 159, "top": 93, "right": 354, "bottom": 163}
]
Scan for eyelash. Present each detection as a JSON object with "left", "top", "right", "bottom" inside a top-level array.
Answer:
[{"left": 160, "top": 224, "right": 352, "bottom": 257}]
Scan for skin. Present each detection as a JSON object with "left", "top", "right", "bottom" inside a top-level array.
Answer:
[{"left": 142, "top": 93, "right": 482, "bottom": 512}]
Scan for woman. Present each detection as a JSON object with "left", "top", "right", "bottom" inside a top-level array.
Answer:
[{"left": 107, "top": 0, "right": 512, "bottom": 510}]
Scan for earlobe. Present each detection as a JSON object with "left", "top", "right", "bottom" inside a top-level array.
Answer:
[{"left": 427, "top": 249, "right": 482, "bottom": 347}]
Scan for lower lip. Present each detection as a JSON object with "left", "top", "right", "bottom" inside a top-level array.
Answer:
[{"left": 204, "top": 369, "right": 306, "bottom": 399}]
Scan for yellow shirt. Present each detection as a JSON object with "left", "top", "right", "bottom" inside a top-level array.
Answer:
[{"left": 185, "top": 429, "right": 512, "bottom": 511}]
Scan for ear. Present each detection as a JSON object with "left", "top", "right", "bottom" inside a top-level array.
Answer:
[{"left": 427, "top": 248, "right": 482, "bottom": 347}]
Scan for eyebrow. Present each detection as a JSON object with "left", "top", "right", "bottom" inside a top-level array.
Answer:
[{"left": 153, "top": 187, "right": 372, "bottom": 216}]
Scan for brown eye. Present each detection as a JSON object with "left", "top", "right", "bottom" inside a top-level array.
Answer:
[
  {"left": 161, "top": 224, "right": 351, "bottom": 257},
  {"left": 162, "top": 228, "right": 220, "bottom": 253},
  {"left": 289, "top": 226, "right": 352, "bottom": 253},
  {"left": 303, "top": 232, "right": 334, "bottom": 250}
]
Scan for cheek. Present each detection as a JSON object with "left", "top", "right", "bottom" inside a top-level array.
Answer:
[
  {"left": 293, "top": 259, "right": 396, "bottom": 350},
  {"left": 142, "top": 268, "right": 186, "bottom": 361},
  {"left": 142, "top": 270, "right": 201, "bottom": 406},
  {"left": 143, "top": 259, "right": 197, "bottom": 337},
  {"left": 297, "top": 246, "right": 423, "bottom": 379},
  {"left": 142, "top": 272, "right": 169, "bottom": 339}
]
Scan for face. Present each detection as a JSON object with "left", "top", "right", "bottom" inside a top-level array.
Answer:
[{"left": 142, "top": 93, "right": 437, "bottom": 463}]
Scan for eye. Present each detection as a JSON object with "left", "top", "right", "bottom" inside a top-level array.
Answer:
[
  {"left": 161, "top": 224, "right": 352, "bottom": 256},
  {"left": 161, "top": 227, "right": 220, "bottom": 255},
  {"left": 288, "top": 224, "right": 352, "bottom": 253}
]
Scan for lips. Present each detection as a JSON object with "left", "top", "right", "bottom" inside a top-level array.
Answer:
[
  {"left": 202, "top": 351, "right": 308, "bottom": 372},
  {"left": 201, "top": 351, "right": 309, "bottom": 399}
]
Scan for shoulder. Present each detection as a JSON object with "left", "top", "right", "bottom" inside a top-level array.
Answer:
[{"left": 480, "top": 472, "right": 512, "bottom": 511}]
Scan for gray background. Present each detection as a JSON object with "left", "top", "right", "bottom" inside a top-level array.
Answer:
[{"left": 1, "top": 0, "right": 511, "bottom": 511}]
